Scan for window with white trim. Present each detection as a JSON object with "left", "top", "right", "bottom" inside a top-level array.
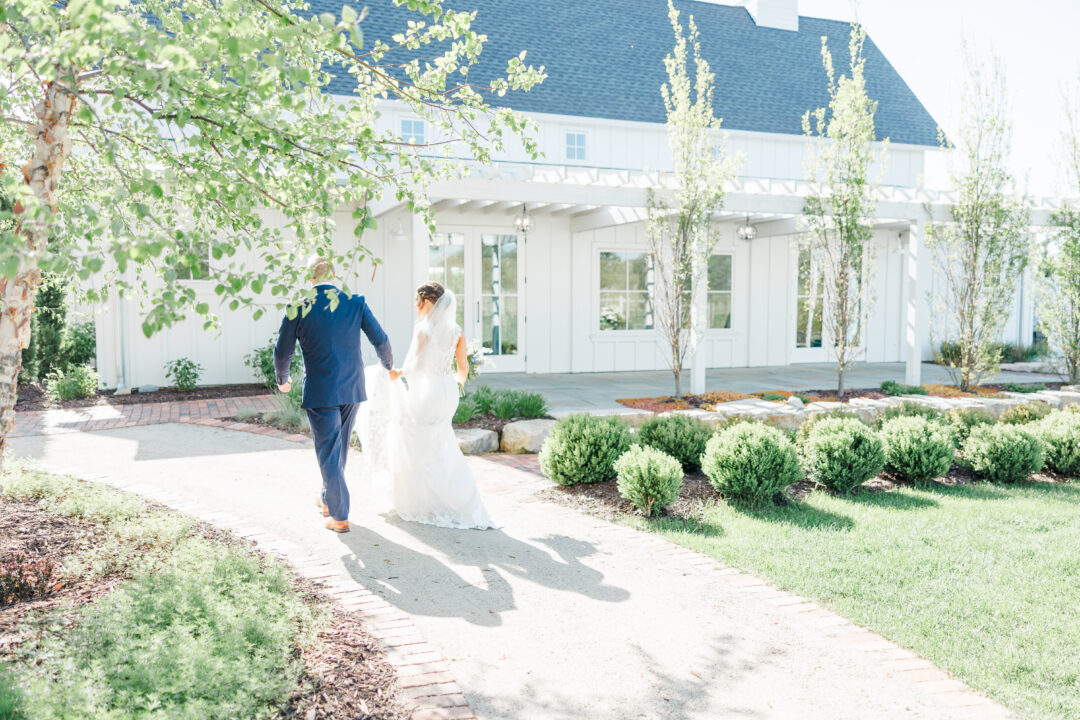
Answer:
[
  {"left": 565, "top": 132, "right": 586, "bottom": 161},
  {"left": 402, "top": 118, "right": 426, "bottom": 146},
  {"left": 599, "top": 251, "right": 654, "bottom": 331},
  {"left": 706, "top": 254, "right": 733, "bottom": 329}
]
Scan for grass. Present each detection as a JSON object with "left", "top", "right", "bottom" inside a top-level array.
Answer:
[
  {"left": 640, "top": 481, "right": 1080, "bottom": 720},
  {"left": 1, "top": 465, "right": 320, "bottom": 720}
]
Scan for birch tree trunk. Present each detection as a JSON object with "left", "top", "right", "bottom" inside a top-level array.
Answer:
[{"left": 0, "top": 75, "right": 77, "bottom": 459}]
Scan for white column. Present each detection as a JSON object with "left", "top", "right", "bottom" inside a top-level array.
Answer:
[{"left": 904, "top": 218, "right": 927, "bottom": 386}]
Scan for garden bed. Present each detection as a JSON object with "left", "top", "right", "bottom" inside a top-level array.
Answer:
[
  {"left": 15, "top": 382, "right": 272, "bottom": 412},
  {"left": 0, "top": 468, "right": 408, "bottom": 720}
]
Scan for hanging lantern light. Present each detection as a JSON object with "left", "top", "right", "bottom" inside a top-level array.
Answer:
[
  {"left": 736, "top": 215, "right": 756, "bottom": 242},
  {"left": 514, "top": 203, "right": 534, "bottom": 234}
]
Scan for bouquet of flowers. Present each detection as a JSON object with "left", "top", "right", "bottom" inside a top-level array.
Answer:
[{"left": 452, "top": 338, "right": 488, "bottom": 395}]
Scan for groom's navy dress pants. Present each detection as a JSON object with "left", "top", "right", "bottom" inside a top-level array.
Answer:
[{"left": 306, "top": 403, "right": 359, "bottom": 522}]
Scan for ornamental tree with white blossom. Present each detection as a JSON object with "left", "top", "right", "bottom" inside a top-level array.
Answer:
[{"left": 0, "top": 0, "right": 544, "bottom": 456}]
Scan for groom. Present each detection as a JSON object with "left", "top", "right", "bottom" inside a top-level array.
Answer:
[{"left": 274, "top": 256, "right": 393, "bottom": 533}]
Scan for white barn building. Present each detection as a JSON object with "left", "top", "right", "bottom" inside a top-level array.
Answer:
[{"left": 94, "top": 0, "right": 1052, "bottom": 392}]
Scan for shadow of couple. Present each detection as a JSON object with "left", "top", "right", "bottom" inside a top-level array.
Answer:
[{"left": 336, "top": 515, "right": 630, "bottom": 626}]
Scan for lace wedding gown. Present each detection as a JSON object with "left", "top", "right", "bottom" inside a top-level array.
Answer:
[{"left": 359, "top": 291, "right": 495, "bottom": 530}]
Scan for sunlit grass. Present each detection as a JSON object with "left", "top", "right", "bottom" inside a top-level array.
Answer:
[{"left": 640, "top": 482, "right": 1080, "bottom": 720}]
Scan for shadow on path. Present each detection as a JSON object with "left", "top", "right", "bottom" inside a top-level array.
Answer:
[{"left": 337, "top": 517, "right": 629, "bottom": 626}]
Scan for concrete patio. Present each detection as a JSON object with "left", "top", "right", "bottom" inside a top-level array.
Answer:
[{"left": 473, "top": 362, "right": 1060, "bottom": 414}]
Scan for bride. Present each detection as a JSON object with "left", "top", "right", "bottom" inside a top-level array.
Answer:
[{"left": 359, "top": 281, "right": 495, "bottom": 530}]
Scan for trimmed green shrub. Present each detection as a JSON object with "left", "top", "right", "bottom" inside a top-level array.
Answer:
[
  {"left": 796, "top": 409, "right": 866, "bottom": 449},
  {"left": 45, "top": 365, "right": 100, "bottom": 401},
  {"left": 761, "top": 392, "right": 786, "bottom": 402},
  {"left": 1004, "top": 382, "right": 1045, "bottom": 394},
  {"left": 164, "top": 357, "right": 202, "bottom": 391},
  {"left": 637, "top": 414, "right": 713, "bottom": 472},
  {"left": 801, "top": 417, "right": 885, "bottom": 493},
  {"left": 880, "top": 416, "right": 955, "bottom": 485},
  {"left": 539, "top": 414, "right": 632, "bottom": 486},
  {"left": 881, "top": 380, "right": 927, "bottom": 396},
  {"left": 614, "top": 445, "right": 684, "bottom": 516},
  {"left": 701, "top": 423, "right": 801, "bottom": 504},
  {"left": 244, "top": 337, "right": 303, "bottom": 388},
  {"left": 874, "top": 400, "right": 946, "bottom": 429},
  {"left": 962, "top": 424, "right": 1045, "bottom": 483},
  {"left": 453, "top": 395, "right": 479, "bottom": 425},
  {"left": 1037, "top": 412, "right": 1080, "bottom": 476},
  {"left": 492, "top": 392, "right": 520, "bottom": 419},
  {"left": 946, "top": 407, "right": 996, "bottom": 448},
  {"left": 1000, "top": 401, "right": 1052, "bottom": 426}
]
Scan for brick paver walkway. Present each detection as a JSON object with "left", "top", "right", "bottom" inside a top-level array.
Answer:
[{"left": 10, "top": 395, "right": 279, "bottom": 437}]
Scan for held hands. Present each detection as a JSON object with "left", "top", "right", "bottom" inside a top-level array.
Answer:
[{"left": 389, "top": 369, "right": 403, "bottom": 382}]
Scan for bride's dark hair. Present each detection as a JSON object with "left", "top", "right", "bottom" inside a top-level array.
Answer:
[{"left": 416, "top": 281, "right": 445, "bottom": 306}]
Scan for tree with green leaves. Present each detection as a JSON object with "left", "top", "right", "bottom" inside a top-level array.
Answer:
[
  {"left": 1037, "top": 86, "right": 1080, "bottom": 383},
  {"left": 0, "top": 0, "right": 544, "bottom": 455},
  {"left": 926, "top": 49, "right": 1030, "bottom": 391},
  {"left": 646, "top": 0, "right": 736, "bottom": 398},
  {"left": 801, "top": 23, "right": 885, "bottom": 399}
]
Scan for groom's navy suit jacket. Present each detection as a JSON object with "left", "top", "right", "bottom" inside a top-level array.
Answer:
[{"left": 274, "top": 284, "right": 393, "bottom": 409}]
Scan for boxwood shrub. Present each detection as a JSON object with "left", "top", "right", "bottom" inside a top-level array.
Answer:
[
  {"left": 999, "top": 401, "right": 1053, "bottom": 426},
  {"left": 796, "top": 409, "right": 866, "bottom": 449},
  {"left": 614, "top": 445, "right": 684, "bottom": 516},
  {"left": 636, "top": 414, "right": 713, "bottom": 472},
  {"left": 539, "top": 414, "right": 632, "bottom": 486},
  {"left": 874, "top": 400, "right": 946, "bottom": 429},
  {"left": 946, "top": 407, "right": 996, "bottom": 449},
  {"left": 880, "top": 416, "right": 955, "bottom": 485},
  {"left": 701, "top": 423, "right": 801, "bottom": 505},
  {"left": 800, "top": 417, "right": 885, "bottom": 493},
  {"left": 962, "top": 424, "right": 1045, "bottom": 483},
  {"left": 1037, "top": 411, "right": 1080, "bottom": 477}
]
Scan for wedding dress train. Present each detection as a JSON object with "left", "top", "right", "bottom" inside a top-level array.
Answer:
[{"left": 359, "top": 291, "right": 495, "bottom": 530}]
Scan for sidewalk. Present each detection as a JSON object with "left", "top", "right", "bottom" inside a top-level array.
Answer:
[{"left": 8, "top": 417, "right": 1012, "bottom": 720}]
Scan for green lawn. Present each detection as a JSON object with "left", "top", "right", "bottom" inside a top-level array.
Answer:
[{"left": 642, "top": 481, "right": 1080, "bottom": 720}]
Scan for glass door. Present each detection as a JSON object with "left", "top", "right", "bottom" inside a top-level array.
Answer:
[
  {"left": 477, "top": 233, "right": 525, "bottom": 372},
  {"left": 427, "top": 228, "right": 525, "bottom": 373},
  {"left": 790, "top": 242, "right": 829, "bottom": 363}
]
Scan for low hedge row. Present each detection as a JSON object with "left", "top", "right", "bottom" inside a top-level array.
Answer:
[{"left": 538, "top": 402, "right": 1080, "bottom": 510}]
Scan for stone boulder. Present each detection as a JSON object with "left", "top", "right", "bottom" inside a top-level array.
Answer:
[
  {"left": 456, "top": 428, "right": 499, "bottom": 455},
  {"left": 500, "top": 419, "right": 557, "bottom": 454}
]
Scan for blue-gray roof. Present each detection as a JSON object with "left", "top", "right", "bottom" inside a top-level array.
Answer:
[{"left": 313, "top": 0, "right": 941, "bottom": 147}]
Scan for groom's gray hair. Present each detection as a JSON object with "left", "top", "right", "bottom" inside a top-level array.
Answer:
[{"left": 307, "top": 255, "right": 334, "bottom": 283}]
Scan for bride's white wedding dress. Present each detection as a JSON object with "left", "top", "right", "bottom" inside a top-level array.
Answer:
[{"left": 358, "top": 291, "right": 495, "bottom": 530}]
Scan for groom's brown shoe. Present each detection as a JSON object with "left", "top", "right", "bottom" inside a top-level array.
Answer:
[
  {"left": 325, "top": 519, "right": 350, "bottom": 533},
  {"left": 316, "top": 497, "right": 329, "bottom": 517}
]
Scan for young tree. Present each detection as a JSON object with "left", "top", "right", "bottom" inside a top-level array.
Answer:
[
  {"left": 0, "top": 0, "right": 544, "bottom": 455},
  {"left": 646, "top": 0, "right": 736, "bottom": 398},
  {"left": 1037, "top": 86, "right": 1080, "bottom": 383},
  {"left": 801, "top": 23, "right": 885, "bottom": 399},
  {"left": 926, "top": 49, "right": 1030, "bottom": 391}
]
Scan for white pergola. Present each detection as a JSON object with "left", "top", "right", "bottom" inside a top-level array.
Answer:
[{"left": 372, "top": 161, "right": 1062, "bottom": 391}]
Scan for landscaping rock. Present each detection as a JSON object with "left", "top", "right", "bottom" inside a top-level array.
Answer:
[
  {"left": 786, "top": 395, "right": 804, "bottom": 409},
  {"left": 137, "top": 384, "right": 159, "bottom": 393},
  {"left": 805, "top": 401, "right": 844, "bottom": 414},
  {"left": 763, "top": 409, "right": 807, "bottom": 430},
  {"left": 501, "top": 419, "right": 557, "bottom": 454},
  {"left": 457, "top": 428, "right": 499, "bottom": 455},
  {"left": 1050, "top": 391, "right": 1080, "bottom": 408}
]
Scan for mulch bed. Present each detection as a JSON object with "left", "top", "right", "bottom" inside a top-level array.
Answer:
[
  {"left": 0, "top": 490, "right": 408, "bottom": 720},
  {"left": 15, "top": 382, "right": 273, "bottom": 412}
]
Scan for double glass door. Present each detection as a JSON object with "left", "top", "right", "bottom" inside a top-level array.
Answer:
[{"left": 428, "top": 228, "right": 525, "bottom": 372}]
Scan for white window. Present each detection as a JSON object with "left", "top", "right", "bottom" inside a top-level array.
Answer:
[
  {"left": 599, "top": 251, "right": 654, "bottom": 331},
  {"left": 565, "top": 132, "right": 586, "bottom": 161},
  {"left": 795, "top": 244, "right": 824, "bottom": 349},
  {"left": 706, "top": 254, "right": 733, "bottom": 329},
  {"left": 402, "top": 118, "right": 426, "bottom": 146}
]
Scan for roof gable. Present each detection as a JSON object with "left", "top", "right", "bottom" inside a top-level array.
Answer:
[{"left": 314, "top": 0, "right": 941, "bottom": 148}]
